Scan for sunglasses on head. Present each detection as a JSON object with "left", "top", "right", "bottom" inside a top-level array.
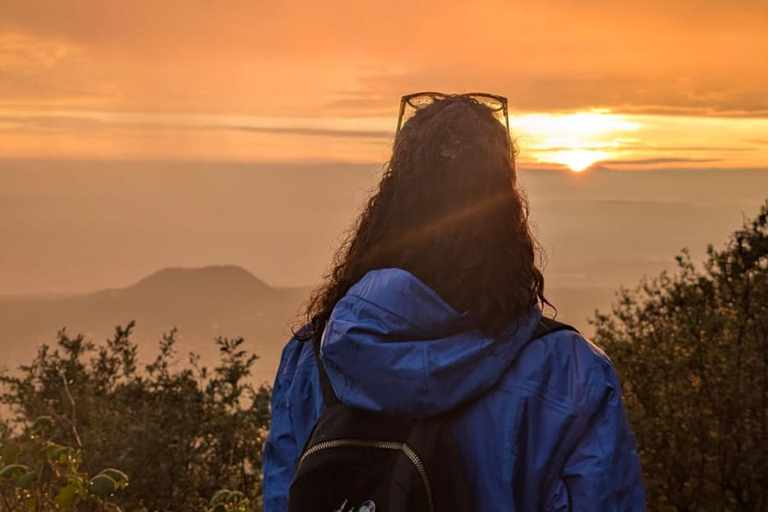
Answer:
[{"left": 395, "top": 91, "right": 511, "bottom": 153}]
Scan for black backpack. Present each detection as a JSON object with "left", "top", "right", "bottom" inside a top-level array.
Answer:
[{"left": 287, "top": 317, "right": 577, "bottom": 512}]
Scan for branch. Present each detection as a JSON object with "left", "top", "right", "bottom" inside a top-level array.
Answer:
[{"left": 59, "top": 371, "right": 83, "bottom": 451}]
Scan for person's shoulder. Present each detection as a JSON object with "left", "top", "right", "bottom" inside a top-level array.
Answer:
[
  {"left": 275, "top": 331, "right": 316, "bottom": 380},
  {"left": 510, "top": 323, "right": 616, "bottom": 411},
  {"left": 541, "top": 324, "right": 612, "bottom": 369}
]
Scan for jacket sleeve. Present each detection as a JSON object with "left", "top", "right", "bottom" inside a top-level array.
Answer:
[
  {"left": 546, "top": 361, "right": 647, "bottom": 512},
  {"left": 262, "top": 342, "right": 300, "bottom": 512}
]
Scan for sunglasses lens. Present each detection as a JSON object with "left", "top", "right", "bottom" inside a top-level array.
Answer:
[
  {"left": 470, "top": 95, "right": 504, "bottom": 111},
  {"left": 407, "top": 95, "right": 438, "bottom": 109}
]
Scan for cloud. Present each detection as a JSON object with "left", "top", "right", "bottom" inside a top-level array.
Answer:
[
  {"left": 216, "top": 125, "right": 391, "bottom": 139},
  {"left": 0, "top": 33, "right": 74, "bottom": 67},
  {"left": 599, "top": 157, "right": 723, "bottom": 166},
  {"left": 0, "top": 0, "right": 766, "bottom": 165},
  {"left": 0, "top": 0, "right": 766, "bottom": 116},
  {"left": 0, "top": 112, "right": 394, "bottom": 139},
  {"left": 530, "top": 145, "right": 754, "bottom": 153},
  {"left": 0, "top": 114, "right": 105, "bottom": 132},
  {"left": 0, "top": 33, "right": 113, "bottom": 108},
  {"left": 615, "top": 105, "right": 768, "bottom": 119},
  {"left": 340, "top": 69, "right": 768, "bottom": 118}
]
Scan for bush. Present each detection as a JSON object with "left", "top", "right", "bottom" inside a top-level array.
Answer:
[
  {"left": 0, "top": 323, "right": 270, "bottom": 512},
  {"left": 593, "top": 202, "right": 768, "bottom": 512}
]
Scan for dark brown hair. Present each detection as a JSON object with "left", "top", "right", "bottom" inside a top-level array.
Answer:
[{"left": 298, "top": 96, "right": 547, "bottom": 340}]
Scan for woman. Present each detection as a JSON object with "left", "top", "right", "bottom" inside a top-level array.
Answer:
[{"left": 263, "top": 93, "right": 646, "bottom": 512}]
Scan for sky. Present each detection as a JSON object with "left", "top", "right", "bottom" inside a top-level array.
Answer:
[
  {"left": 1, "top": 0, "right": 767, "bottom": 171},
  {"left": 1, "top": 0, "right": 767, "bottom": 297}
]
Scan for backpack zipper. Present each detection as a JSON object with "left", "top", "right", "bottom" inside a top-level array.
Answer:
[{"left": 299, "top": 439, "right": 435, "bottom": 512}]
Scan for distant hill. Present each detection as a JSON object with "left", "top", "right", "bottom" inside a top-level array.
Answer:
[
  {"left": 0, "top": 264, "right": 622, "bottom": 384},
  {"left": 0, "top": 265, "right": 310, "bottom": 383}
]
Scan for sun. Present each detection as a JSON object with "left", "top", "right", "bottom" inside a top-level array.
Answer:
[
  {"left": 511, "top": 111, "right": 642, "bottom": 173},
  {"left": 548, "top": 149, "right": 609, "bottom": 173}
]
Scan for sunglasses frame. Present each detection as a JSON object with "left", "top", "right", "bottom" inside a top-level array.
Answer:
[{"left": 395, "top": 91, "right": 511, "bottom": 153}]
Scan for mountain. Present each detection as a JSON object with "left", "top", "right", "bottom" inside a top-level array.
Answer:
[
  {"left": 0, "top": 263, "right": 625, "bottom": 385},
  {"left": 0, "top": 265, "right": 310, "bottom": 383}
]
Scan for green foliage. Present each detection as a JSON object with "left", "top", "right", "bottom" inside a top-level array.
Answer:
[
  {"left": 0, "top": 324, "right": 270, "bottom": 512},
  {"left": 208, "top": 489, "right": 253, "bottom": 512},
  {"left": 593, "top": 201, "right": 768, "bottom": 512},
  {"left": 0, "top": 416, "right": 127, "bottom": 511}
]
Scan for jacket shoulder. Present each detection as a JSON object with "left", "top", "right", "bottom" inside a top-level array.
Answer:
[
  {"left": 275, "top": 334, "right": 317, "bottom": 380},
  {"left": 505, "top": 327, "right": 616, "bottom": 412}
]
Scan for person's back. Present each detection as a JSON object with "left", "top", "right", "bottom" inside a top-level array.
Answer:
[{"left": 263, "top": 93, "right": 646, "bottom": 512}]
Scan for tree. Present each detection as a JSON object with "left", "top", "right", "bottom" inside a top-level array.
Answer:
[
  {"left": 0, "top": 323, "right": 271, "bottom": 512},
  {"left": 593, "top": 202, "right": 768, "bottom": 512}
]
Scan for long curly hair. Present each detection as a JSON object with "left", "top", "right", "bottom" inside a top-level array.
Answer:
[{"left": 297, "top": 96, "right": 548, "bottom": 341}]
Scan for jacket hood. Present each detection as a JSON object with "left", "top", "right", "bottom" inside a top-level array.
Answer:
[{"left": 320, "top": 268, "right": 542, "bottom": 417}]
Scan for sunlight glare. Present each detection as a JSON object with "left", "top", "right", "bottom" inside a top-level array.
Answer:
[
  {"left": 546, "top": 149, "right": 610, "bottom": 173},
  {"left": 512, "top": 111, "right": 642, "bottom": 172}
]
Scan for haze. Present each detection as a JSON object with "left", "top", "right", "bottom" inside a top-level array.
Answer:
[{"left": 3, "top": 160, "right": 767, "bottom": 295}]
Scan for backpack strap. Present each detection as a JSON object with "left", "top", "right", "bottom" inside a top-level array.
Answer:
[
  {"left": 532, "top": 317, "right": 579, "bottom": 340},
  {"left": 312, "top": 335, "right": 340, "bottom": 407}
]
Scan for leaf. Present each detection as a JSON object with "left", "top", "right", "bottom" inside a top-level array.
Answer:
[
  {"left": 88, "top": 474, "right": 117, "bottom": 497},
  {"left": 0, "top": 464, "right": 30, "bottom": 481},
  {"left": 52, "top": 446, "right": 74, "bottom": 464},
  {"left": 39, "top": 441, "right": 64, "bottom": 461},
  {"left": 65, "top": 474, "right": 85, "bottom": 489},
  {"left": 16, "top": 470, "right": 39, "bottom": 489},
  {"left": 30, "top": 416, "right": 54, "bottom": 436},
  {"left": 98, "top": 468, "right": 129, "bottom": 489},
  {"left": 210, "top": 489, "right": 232, "bottom": 505},
  {"left": 53, "top": 483, "right": 81, "bottom": 509},
  {"left": 227, "top": 491, "right": 245, "bottom": 503}
]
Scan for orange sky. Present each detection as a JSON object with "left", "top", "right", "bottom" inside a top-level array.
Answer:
[{"left": 1, "top": 0, "right": 767, "bottom": 172}]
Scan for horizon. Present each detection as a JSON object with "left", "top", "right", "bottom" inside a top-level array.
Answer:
[{"left": 3, "top": 158, "right": 767, "bottom": 298}]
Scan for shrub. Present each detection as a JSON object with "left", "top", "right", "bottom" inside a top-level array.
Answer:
[
  {"left": 0, "top": 416, "right": 128, "bottom": 511},
  {"left": 0, "top": 324, "right": 270, "bottom": 512},
  {"left": 593, "top": 202, "right": 768, "bottom": 511}
]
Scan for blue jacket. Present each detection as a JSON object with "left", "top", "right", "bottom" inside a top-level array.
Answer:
[{"left": 263, "top": 268, "right": 646, "bottom": 512}]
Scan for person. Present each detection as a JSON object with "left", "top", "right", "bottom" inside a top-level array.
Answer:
[{"left": 263, "top": 92, "right": 646, "bottom": 512}]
